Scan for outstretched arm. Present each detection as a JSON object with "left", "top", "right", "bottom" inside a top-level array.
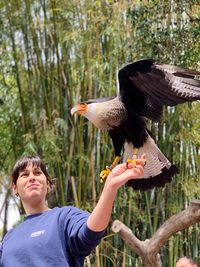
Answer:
[{"left": 87, "top": 154, "right": 146, "bottom": 232}]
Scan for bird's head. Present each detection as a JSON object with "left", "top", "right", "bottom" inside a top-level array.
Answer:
[
  {"left": 71, "top": 103, "right": 88, "bottom": 116},
  {"left": 71, "top": 97, "right": 116, "bottom": 117},
  {"left": 71, "top": 101, "right": 101, "bottom": 127},
  {"left": 71, "top": 97, "right": 121, "bottom": 130}
]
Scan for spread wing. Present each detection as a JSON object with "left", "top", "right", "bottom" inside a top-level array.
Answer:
[{"left": 118, "top": 59, "right": 200, "bottom": 121}]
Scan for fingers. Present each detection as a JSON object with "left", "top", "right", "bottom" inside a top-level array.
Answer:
[
  {"left": 121, "top": 164, "right": 144, "bottom": 182},
  {"left": 141, "top": 153, "right": 146, "bottom": 159},
  {"left": 108, "top": 154, "right": 146, "bottom": 179},
  {"left": 135, "top": 154, "right": 146, "bottom": 166},
  {"left": 106, "top": 162, "right": 144, "bottom": 189},
  {"left": 132, "top": 164, "right": 144, "bottom": 175}
]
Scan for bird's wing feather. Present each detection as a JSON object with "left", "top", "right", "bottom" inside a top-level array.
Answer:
[{"left": 118, "top": 59, "right": 200, "bottom": 121}]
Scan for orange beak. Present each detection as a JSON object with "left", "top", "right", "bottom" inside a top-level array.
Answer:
[{"left": 71, "top": 103, "right": 87, "bottom": 115}]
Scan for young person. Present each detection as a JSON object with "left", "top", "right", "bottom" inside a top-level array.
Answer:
[
  {"left": 0, "top": 154, "right": 146, "bottom": 267},
  {"left": 176, "top": 256, "right": 198, "bottom": 267}
]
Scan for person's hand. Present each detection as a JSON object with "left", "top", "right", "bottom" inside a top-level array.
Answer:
[
  {"left": 105, "top": 154, "right": 146, "bottom": 191},
  {"left": 87, "top": 154, "right": 146, "bottom": 232}
]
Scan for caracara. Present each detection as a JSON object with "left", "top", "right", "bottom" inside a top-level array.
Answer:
[{"left": 71, "top": 59, "right": 200, "bottom": 190}]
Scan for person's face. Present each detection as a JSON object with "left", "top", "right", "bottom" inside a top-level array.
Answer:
[
  {"left": 176, "top": 258, "right": 197, "bottom": 267},
  {"left": 12, "top": 163, "right": 49, "bottom": 203}
]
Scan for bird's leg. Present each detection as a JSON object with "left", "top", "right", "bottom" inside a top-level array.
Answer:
[
  {"left": 126, "top": 148, "right": 139, "bottom": 167},
  {"left": 100, "top": 156, "right": 121, "bottom": 183}
]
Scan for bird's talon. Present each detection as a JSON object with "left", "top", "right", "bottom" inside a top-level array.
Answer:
[
  {"left": 143, "top": 160, "right": 147, "bottom": 166},
  {"left": 126, "top": 159, "right": 137, "bottom": 167},
  {"left": 99, "top": 156, "right": 121, "bottom": 183},
  {"left": 126, "top": 158, "right": 147, "bottom": 167},
  {"left": 100, "top": 168, "right": 112, "bottom": 182},
  {"left": 100, "top": 178, "right": 105, "bottom": 184}
]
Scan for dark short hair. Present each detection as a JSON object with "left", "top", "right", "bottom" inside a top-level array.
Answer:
[
  {"left": 11, "top": 155, "right": 52, "bottom": 187},
  {"left": 176, "top": 256, "right": 197, "bottom": 265}
]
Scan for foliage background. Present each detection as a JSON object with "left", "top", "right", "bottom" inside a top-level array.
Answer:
[{"left": 0, "top": 0, "right": 199, "bottom": 266}]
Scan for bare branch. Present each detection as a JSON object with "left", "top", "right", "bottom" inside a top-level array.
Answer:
[{"left": 112, "top": 200, "right": 200, "bottom": 267}]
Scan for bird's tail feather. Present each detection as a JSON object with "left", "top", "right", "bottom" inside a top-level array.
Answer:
[{"left": 123, "top": 135, "right": 179, "bottom": 190}]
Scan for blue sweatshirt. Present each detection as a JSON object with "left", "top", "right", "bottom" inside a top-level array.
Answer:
[{"left": 0, "top": 206, "right": 106, "bottom": 267}]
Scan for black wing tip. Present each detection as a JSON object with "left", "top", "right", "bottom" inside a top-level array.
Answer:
[
  {"left": 120, "top": 58, "right": 155, "bottom": 71},
  {"left": 126, "top": 164, "right": 179, "bottom": 191},
  {"left": 118, "top": 58, "right": 156, "bottom": 81}
]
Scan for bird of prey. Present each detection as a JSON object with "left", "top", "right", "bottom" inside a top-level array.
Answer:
[{"left": 71, "top": 59, "right": 200, "bottom": 190}]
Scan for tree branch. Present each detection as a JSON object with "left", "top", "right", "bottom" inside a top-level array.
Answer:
[{"left": 112, "top": 200, "right": 200, "bottom": 267}]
